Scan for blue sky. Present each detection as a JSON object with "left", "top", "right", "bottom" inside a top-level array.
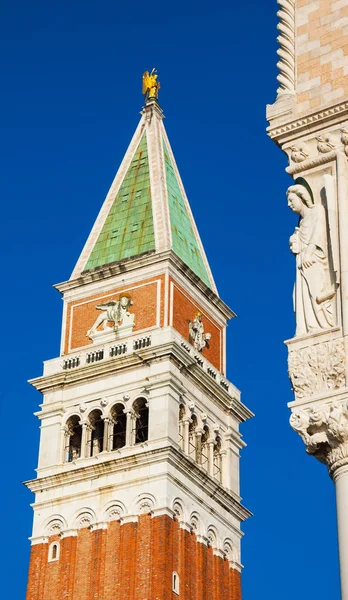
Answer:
[{"left": 0, "top": 1, "right": 340, "bottom": 598}]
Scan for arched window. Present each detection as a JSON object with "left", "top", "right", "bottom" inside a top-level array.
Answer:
[
  {"left": 188, "top": 414, "right": 198, "bottom": 460},
  {"left": 48, "top": 542, "right": 60, "bottom": 562},
  {"left": 88, "top": 409, "right": 104, "bottom": 457},
  {"left": 110, "top": 403, "right": 127, "bottom": 450},
  {"left": 179, "top": 404, "right": 185, "bottom": 450},
  {"left": 172, "top": 571, "right": 180, "bottom": 595},
  {"left": 200, "top": 425, "right": 210, "bottom": 471},
  {"left": 65, "top": 415, "right": 82, "bottom": 462},
  {"left": 133, "top": 398, "right": 149, "bottom": 444},
  {"left": 213, "top": 436, "right": 222, "bottom": 482}
]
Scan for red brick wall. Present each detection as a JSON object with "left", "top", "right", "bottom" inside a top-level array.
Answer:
[
  {"left": 64, "top": 275, "right": 165, "bottom": 353},
  {"left": 26, "top": 516, "right": 241, "bottom": 600},
  {"left": 171, "top": 278, "right": 223, "bottom": 372}
]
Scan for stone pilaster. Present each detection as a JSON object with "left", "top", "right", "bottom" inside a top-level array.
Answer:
[{"left": 267, "top": 2, "right": 348, "bottom": 598}]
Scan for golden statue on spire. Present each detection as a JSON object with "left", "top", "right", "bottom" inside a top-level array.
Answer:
[{"left": 142, "top": 68, "right": 160, "bottom": 102}]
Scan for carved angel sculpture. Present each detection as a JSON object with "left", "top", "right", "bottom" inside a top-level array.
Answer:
[
  {"left": 87, "top": 294, "right": 134, "bottom": 337},
  {"left": 287, "top": 178, "right": 336, "bottom": 336},
  {"left": 142, "top": 68, "right": 160, "bottom": 102},
  {"left": 188, "top": 312, "right": 211, "bottom": 352}
]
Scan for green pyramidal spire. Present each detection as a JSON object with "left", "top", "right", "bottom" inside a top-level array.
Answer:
[
  {"left": 85, "top": 133, "right": 155, "bottom": 270},
  {"left": 72, "top": 99, "right": 216, "bottom": 292}
]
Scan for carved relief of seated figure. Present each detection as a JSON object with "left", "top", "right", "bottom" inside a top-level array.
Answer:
[{"left": 87, "top": 293, "right": 135, "bottom": 338}]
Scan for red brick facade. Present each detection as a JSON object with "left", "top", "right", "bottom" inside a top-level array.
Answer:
[
  {"left": 26, "top": 515, "right": 241, "bottom": 600},
  {"left": 63, "top": 274, "right": 225, "bottom": 372},
  {"left": 65, "top": 276, "right": 165, "bottom": 353},
  {"left": 171, "top": 279, "right": 223, "bottom": 371}
]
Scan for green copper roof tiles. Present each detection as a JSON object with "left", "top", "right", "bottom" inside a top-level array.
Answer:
[
  {"left": 163, "top": 139, "right": 211, "bottom": 287},
  {"left": 85, "top": 133, "right": 155, "bottom": 270}
]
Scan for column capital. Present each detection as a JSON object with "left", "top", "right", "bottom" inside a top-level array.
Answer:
[{"left": 290, "top": 399, "right": 348, "bottom": 476}]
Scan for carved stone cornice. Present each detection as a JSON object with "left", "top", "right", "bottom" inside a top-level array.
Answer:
[
  {"left": 24, "top": 444, "right": 252, "bottom": 523},
  {"left": 290, "top": 400, "right": 348, "bottom": 476},
  {"left": 267, "top": 100, "right": 348, "bottom": 145},
  {"left": 55, "top": 250, "right": 235, "bottom": 321},
  {"left": 30, "top": 339, "right": 253, "bottom": 424}
]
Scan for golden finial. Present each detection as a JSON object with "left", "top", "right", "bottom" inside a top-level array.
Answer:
[{"left": 142, "top": 68, "right": 160, "bottom": 102}]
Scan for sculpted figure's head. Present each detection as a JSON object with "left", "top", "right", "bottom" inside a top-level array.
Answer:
[
  {"left": 287, "top": 185, "right": 314, "bottom": 214},
  {"left": 287, "top": 178, "right": 314, "bottom": 215},
  {"left": 119, "top": 294, "right": 132, "bottom": 309}
]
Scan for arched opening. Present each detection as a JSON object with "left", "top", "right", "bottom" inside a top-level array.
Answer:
[
  {"left": 110, "top": 403, "right": 127, "bottom": 450},
  {"left": 213, "top": 436, "right": 222, "bottom": 482},
  {"left": 172, "top": 571, "right": 180, "bottom": 595},
  {"left": 65, "top": 415, "right": 82, "bottom": 462},
  {"left": 88, "top": 409, "right": 104, "bottom": 457},
  {"left": 179, "top": 404, "right": 185, "bottom": 450},
  {"left": 200, "top": 425, "right": 210, "bottom": 470},
  {"left": 133, "top": 398, "right": 149, "bottom": 444},
  {"left": 48, "top": 542, "right": 60, "bottom": 562},
  {"left": 188, "top": 414, "right": 198, "bottom": 460}
]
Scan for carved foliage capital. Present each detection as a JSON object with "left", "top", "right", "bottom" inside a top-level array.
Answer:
[{"left": 290, "top": 400, "right": 348, "bottom": 474}]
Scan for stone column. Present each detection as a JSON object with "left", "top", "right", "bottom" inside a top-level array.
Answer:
[
  {"left": 102, "top": 417, "right": 112, "bottom": 452},
  {"left": 290, "top": 401, "right": 348, "bottom": 600},
  {"left": 334, "top": 464, "right": 348, "bottom": 600},
  {"left": 60, "top": 427, "right": 69, "bottom": 464},
  {"left": 124, "top": 409, "right": 134, "bottom": 447},
  {"left": 179, "top": 419, "right": 184, "bottom": 450},
  {"left": 183, "top": 418, "right": 190, "bottom": 456},
  {"left": 80, "top": 422, "right": 90, "bottom": 459},
  {"left": 195, "top": 429, "right": 203, "bottom": 464},
  {"left": 207, "top": 439, "right": 215, "bottom": 477}
]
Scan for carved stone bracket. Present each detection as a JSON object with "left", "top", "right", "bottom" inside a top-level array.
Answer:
[
  {"left": 290, "top": 400, "right": 348, "bottom": 475},
  {"left": 288, "top": 338, "right": 345, "bottom": 400}
]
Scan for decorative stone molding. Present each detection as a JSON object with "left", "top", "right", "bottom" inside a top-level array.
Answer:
[
  {"left": 207, "top": 526, "right": 219, "bottom": 548},
  {"left": 104, "top": 502, "right": 125, "bottom": 522},
  {"left": 75, "top": 509, "right": 96, "bottom": 529},
  {"left": 268, "top": 101, "right": 348, "bottom": 143},
  {"left": 286, "top": 150, "right": 337, "bottom": 175},
  {"left": 276, "top": 0, "right": 295, "bottom": 95},
  {"left": 189, "top": 512, "right": 200, "bottom": 533},
  {"left": 134, "top": 493, "right": 156, "bottom": 515},
  {"left": 290, "top": 400, "right": 348, "bottom": 474},
  {"left": 172, "top": 499, "right": 185, "bottom": 521},
  {"left": 223, "top": 539, "right": 237, "bottom": 564},
  {"left": 45, "top": 516, "right": 66, "bottom": 536},
  {"left": 288, "top": 338, "right": 345, "bottom": 399}
]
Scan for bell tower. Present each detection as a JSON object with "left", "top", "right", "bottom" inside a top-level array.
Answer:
[{"left": 25, "top": 74, "right": 252, "bottom": 600}]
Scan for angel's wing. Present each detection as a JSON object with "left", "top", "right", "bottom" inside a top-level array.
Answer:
[
  {"left": 323, "top": 174, "right": 339, "bottom": 284},
  {"left": 96, "top": 301, "right": 118, "bottom": 310},
  {"left": 142, "top": 71, "right": 150, "bottom": 94}
]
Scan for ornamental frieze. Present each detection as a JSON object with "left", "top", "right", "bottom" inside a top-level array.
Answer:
[{"left": 288, "top": 338, "right": 345, "bottom": 399}]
